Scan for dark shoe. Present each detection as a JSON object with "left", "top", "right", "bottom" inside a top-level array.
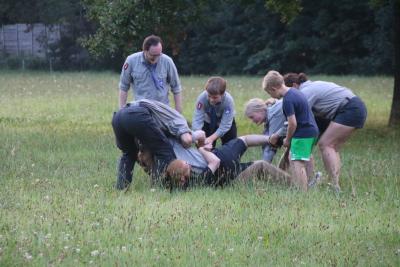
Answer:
[
  {"left": 115, "top": 176, "right": 130, "bottom": 190},
  {"left": 115, "top": 157, "right": 133, "bottom": 190},
  {"left": 308, "top": 171, "right": 322, "bottom": 189}
]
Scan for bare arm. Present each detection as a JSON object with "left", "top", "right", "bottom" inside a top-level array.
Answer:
[
  {"left": 205, "top": 133, "right": 219, "bottom": 146},
  {"left": 284, "top": 114, "right": 297, "bottom": 147},
  {"left": 198, "top": 147, "right": 220, "bottom": 173},
  {"left": 173, "top": 93, "right": 183, "bottom": 114},
  {"left": 119, "top": 90, "right": 128, "bottom": 109}
]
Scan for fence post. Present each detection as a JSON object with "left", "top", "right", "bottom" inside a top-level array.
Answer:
[
  {"left": 31, "top": 24, "right": 34, "bottom": 56},
  {"left": 16, "top": 24, "right": 19, "bottom": 57},
  {"left": 49, "top": 57, "right": 53, "bottom": 73},
  {"left": 2, "top": 26, "right": 5, "bottom": 52}
]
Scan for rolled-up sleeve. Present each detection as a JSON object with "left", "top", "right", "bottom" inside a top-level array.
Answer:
[{"left": 119, "top": 58, "right": 132, "bottom": 92}]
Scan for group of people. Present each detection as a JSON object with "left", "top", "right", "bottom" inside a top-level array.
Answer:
[{"left": 112, "top": 35, "right": 367, "bottom": 192}]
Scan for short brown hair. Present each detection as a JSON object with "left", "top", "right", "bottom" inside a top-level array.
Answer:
[
  {"left": 142, "top": 35, "right": 162, "bottom": 51},
  {"left": 205, "top": 76, "right": 226, "bottom": 95},
  {"left": 262, "top": 70, "right": 283, "bottom": 92},
  {"left": 166, "top": 159, "right": 190, "bottom": 189},
  {"left": 283, "top": 72, "right": 308, "bottom": 87}
]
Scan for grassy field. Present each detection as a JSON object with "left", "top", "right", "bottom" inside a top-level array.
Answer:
[{"left": 0, "top": 71, "right": 399, "bottom": 266}]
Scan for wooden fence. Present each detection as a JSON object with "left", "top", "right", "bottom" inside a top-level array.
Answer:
[{"left": 0, "top": 23, "right": 61, "bottom": 58}]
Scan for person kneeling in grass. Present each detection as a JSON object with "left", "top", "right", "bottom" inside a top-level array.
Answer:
[
  {"left": 262, "top": 70, "right": 319, "bottom": 191},
  {"left": 244, "top": 98, "right": 288, "bottom": 170}
]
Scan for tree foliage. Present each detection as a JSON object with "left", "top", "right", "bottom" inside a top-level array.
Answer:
[
  {"left": 175, "top": 0, "right": 393, "bottom": 75},
  {"left": 81, "top": 0, "right": 206, "bottom": 68}
]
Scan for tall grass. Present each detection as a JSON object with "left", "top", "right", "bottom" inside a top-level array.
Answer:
[{"left": 0, "top": 71, "right": 399, "bottom": 266}]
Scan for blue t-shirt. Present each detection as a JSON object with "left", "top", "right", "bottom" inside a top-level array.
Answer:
[{"left": 282, "top": 88, "right": 319, "bottom": 138}]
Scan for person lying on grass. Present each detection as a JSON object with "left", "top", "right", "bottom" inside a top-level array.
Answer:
[{"left": 138, "top": 131, "right": 294, "bottom": 189}]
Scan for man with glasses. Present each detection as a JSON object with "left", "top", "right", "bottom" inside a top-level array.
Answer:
[{"left": 118, "top": 35, "right": 183, "bottom": 113}]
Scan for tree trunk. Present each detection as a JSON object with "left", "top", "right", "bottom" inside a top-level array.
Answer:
[{"left": 389, "top": 0, "right": 400, "bottom": 126}]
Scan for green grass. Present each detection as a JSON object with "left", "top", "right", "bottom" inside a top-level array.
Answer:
[{"left": 0, "top": 71, "right": 399, "bottom": 266}]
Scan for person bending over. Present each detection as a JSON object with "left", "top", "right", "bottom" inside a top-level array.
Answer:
[
  {"left": 263, "top": 70, "right": 319, "bottom": 191},
  {"left": 112, "top": 99, "right": 193, "bottom": 190},
  {"left": 192, "top": 77, "right": 237, "bottom": 148},
  {"left": 244, "top": 98, "right": 288, "bottom": 169},
  {"left": 284, "top": 72, "right": 367, "bottom": 192}
]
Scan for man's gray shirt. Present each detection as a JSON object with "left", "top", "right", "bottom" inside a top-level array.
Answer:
[
  {"left": 192, "top": 91, "right": 235, "bottom": 137},
  {"left": 168, "top": 138, "right": 208, "bottom": 173},
  {"left": 299, "top": 80, "right": 355, "bottom": 120},
  {"left": 119, "top": 52, "right": 182, "bottom": 105},
  {"left": 130, "top": 99, "right": 190, "bottom": 137}
]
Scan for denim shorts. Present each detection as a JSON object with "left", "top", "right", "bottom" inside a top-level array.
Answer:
[{"left": 334, "top": 96, "right": 367, "bottom": 129}]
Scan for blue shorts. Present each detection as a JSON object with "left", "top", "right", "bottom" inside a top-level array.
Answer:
[
  {"left": 212, "top": 138, "right": 250, "bottom": 185},
  {"left": 334, "top": 96, "right": 367, "bottom": 129}
]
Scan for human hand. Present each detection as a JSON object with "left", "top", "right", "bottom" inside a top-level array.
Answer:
[
  {"left": 269, "top": 134, "right": 279, "bottom": 146},
  {"left": 283, "top": 138, "right": 291, "bottom": 148},
  {"left": 203, "top": 142, "right": 213, "bottom": 151},
  {"left": 193, "top": 130, "right": 206, "bottom": 147},
  {"left": 204, "top": 137, "right": 214, "bottom": 147},
  {"left": 180, "top": 132, "right": 193, "bottom": 148},
  {"left": 265, "top": 98, "right": 277, "bottom": 106},
  {"left": 138, "top": 150, "right": 153, "bottom": 174}
]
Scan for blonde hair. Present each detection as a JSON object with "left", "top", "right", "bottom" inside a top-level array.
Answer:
[
  {"left": 245, "top": 98, "right": 267, "bottom": 117},
  {"left": 262, "top": 70, "right": 284, "bottom": 92}
]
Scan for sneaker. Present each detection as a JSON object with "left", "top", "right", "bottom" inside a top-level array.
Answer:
[{"left": 308, "top": 171, "right": 322, "bottom": 188}]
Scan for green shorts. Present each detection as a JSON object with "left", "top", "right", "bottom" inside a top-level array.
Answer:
[{"left": 290, "top": 137, "right": 317, "bottom": 161}]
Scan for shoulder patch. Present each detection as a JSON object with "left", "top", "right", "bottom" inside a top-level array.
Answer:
[
  {"left": 197, "top": 102, "right": 203, "bottom": 110},
  {"left": 225, "top": 107, "right": 231, "bottom": 114},
  {"left": 123, "top": 63, "right": 129, "bottom": 70}
]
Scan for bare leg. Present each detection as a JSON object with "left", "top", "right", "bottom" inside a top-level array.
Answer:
[
  {"left": 237, "top": 160, "right": 292, "bottom": 185},
  {"left": 318, "top": 122, "right": 355, "bottom": 190},
  {"left": 290, "top": 160, "right": 308, "bottom": 191},
  {"left": 239, "top": 135, "right": 269, "bottom": 147},
  {"left": 278, "top": 148, "right": 290, "bottom": 171},
  {"left": 305, "top": 155, "right": 315, "bottom": 181}
]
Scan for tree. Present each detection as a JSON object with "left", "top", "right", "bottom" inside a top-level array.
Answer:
[
  {"left": 266, "top": 0, "right": 399, "bottom": 127},
  {"left": 81, "top": 0, "right": 206, "bottom": 69},
  {"left": 388, "top": 0, "right": 400, "bottom": 126}
]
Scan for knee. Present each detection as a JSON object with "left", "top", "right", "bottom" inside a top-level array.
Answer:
[
  {"left": 318, "top": 140, "right": 330, "bottom": 150},
  {"left": 318, "top": 141, "right": 338, "bottom": 153}
]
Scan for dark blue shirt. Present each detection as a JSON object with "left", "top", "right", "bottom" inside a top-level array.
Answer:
[{"left": 282, "top": 88, "right": 319, "bottom": 138}]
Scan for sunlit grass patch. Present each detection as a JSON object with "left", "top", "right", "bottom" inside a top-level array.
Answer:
[{"left": 0, "top": 71, "right": 399, "bottom": 266}]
